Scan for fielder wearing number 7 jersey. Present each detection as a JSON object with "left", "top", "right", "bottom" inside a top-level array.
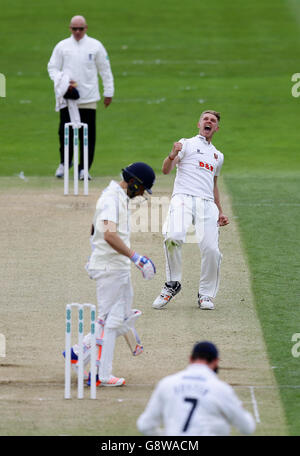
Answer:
[
  {"left": 153, "top": 110, "right": 229, "bottom": 311},
  {"left": 137, "top": 342, "right": 255, "bottom": 436}
]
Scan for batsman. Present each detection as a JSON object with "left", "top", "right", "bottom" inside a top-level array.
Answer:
[{"left": 68, "top": 162, "right": 156, "bottom": 386}]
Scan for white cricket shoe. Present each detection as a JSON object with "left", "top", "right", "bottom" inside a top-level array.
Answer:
[
  {"left": 198, "top": 295, "right": 214, "bottom": 310},
  {"left": 79, "top": 169, "right": 92, "bottom": 181},
  {"left": 55, "top": 163, "right": 64, "bottom": 178},
  {"left": 152, "top": 281, "right": 181, "bottom": 309},
  {"left": 100, "top": 375, "right": 126, "bottom": 387}
]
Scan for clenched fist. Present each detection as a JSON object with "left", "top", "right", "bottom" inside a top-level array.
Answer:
[
  {"left": 169, "top": 142, "right": 183, "bottom": 160},
  {"left": 218, "top": 213, "right": 229, "bottom": 226}
]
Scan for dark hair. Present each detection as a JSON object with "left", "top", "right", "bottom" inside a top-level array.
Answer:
[{"left": 191, "top": 341, "right": 219, "bottom": 362}]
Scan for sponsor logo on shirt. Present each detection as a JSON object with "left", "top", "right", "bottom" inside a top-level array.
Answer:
[
  {"left": 214, "top": 153, "right": 218, "bottom": 160},
  {"left": 199, "top": 161, "right": 214, "bottom": 172}
]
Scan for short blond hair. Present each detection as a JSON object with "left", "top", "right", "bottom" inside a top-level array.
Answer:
[{"left": 200, "top": 110, "right": 221, "bottom": 122}]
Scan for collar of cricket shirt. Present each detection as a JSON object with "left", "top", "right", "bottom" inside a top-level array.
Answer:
[
  {"left": 198, "top": 135, "right": 211, "bottom": 145},
  {"left": 110, "top": 180, "right": 129, "bottom": 201},
  {"left": 71, "top": 34, "right": 88, "bottom": 44},
  {"left": 187, "top": 363, "right": 217, "bottom": 377}
]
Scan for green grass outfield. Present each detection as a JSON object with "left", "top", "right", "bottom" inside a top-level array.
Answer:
[
  {"left": 1, "top": 0, "right": 300, "bottom": 435},
  {"left": 225, "top": 173, "right": 300, "bottom": 436}
]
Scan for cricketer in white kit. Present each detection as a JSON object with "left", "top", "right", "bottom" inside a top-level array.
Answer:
[
  {"left": 153, "top": 110, "right": 229, "bottom": 311},
  {"left": 82, "top": 162, "right": 156, "bottom": 386},
  {"left": 137, "top": 341, "right": 255, "bottom": 436}
]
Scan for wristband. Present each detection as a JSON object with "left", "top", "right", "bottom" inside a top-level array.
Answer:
[
  {"left": 130, "top": 252, "right": 139, "bottom": 263},
  {"left": 168, "top": 155, "right": 174, "bottom": 161}
]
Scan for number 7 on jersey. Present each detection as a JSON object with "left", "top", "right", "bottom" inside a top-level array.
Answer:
[{"left": 182, "top": 397, "right": 198, "bottom": 432}]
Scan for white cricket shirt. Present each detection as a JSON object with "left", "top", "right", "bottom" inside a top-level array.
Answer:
[
  {"left": 137, "top": 364, "right": 255, "bottom": 436},
  {"left": 48, "top": 34, "right": 114, "bottom": 107},
  {"left": 172, "top": 135, "right": 224, "bottom": 201},
  {"left": 88, "top": 181, "right": 131, "bottom": 271}
]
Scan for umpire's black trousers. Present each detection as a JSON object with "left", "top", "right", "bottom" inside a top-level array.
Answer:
[{"left": 58, "top": 107, "right": 96, "bottom": 171}]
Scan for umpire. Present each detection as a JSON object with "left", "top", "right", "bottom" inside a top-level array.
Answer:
[{"left": 48, "top": 15, "right": 114, "bottom": 180}]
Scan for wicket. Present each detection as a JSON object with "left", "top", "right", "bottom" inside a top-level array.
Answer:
[
  {"left": 64, "top": 303, "right": 97, "bottom": 399},
  {"left": 64, "top": 122, "right": 89, "bottom": 196}
]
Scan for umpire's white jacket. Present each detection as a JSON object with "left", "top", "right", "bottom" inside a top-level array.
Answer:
[
  {"left": 47, "top": 34, "right": 114, "bottom": 108},
  {"left": 137, "top": 364, "right": 256, "bottom": 436}
]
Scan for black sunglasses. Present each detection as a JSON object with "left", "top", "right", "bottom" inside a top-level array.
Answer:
[{"left": 71, "top": 27, "right": 85, "bottom": 31}]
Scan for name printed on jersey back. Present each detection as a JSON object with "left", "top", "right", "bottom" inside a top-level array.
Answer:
[{"left": 174, "top": 379, "right": 209, "bottom": 396}]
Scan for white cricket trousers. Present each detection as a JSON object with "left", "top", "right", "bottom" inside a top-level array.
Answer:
[
  {"left": 93, "top": 269, "right": 133, "bottom": 382},
  {"left": 162, "top": 194, "right": 222, "bottom": 299}
]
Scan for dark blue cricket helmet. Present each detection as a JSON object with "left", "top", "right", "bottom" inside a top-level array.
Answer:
[{"left": 122, "top": 162, "right": 156, "bottom": 194}]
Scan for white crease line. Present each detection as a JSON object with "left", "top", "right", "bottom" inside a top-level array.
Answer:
[
  {"left": 249, "top": 386, "right": 261, "bottom": 424},
  {"left": 113, "top": 98, "right": 166, "bottom": 104},
  {"left": 233, "top": 385, "right": 300, "bottom": 389},
  {"left": 233, "top": 203, "right": 300, "bottom": 207},
  {"left": 131, "top": 60, "right": 220, "bottom": 65},
  {"left": 128, "top": 384, "right": 300, "bottom": 389}
]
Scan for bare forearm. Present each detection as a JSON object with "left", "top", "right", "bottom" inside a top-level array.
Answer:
[
  {"left": 104, "top": 232, "right": 133, "bottom": 257},
  {"left": 213, "top": 180, "right": 229, "bottom": 226},
  {"left": 162, "top": 142, "right": 182, "bottom": 174},
  {"left": 162, "top": 156, "right": 175, "bottom": 174},
  {"left": 214, "top": 185, "right": 223, "bottom": 213}
]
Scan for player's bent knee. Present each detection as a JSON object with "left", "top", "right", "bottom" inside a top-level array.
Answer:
[
  {"left": 164, "top": 237, "right": 183, "bottom": 250},
  {"left": 105, "top": 315, "right": 124, "bottom": 331},
  {"left": 201, "top": 245, "right": 222, "bottom": 257}
]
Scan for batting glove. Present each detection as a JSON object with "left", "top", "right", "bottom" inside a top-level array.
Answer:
[{"left": 130, "top": 252, "right": 156, "bottom": 280}]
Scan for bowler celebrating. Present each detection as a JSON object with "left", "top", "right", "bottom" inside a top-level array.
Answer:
[{"left": 153, "top": 111, "right": 229, "bottom": 310}]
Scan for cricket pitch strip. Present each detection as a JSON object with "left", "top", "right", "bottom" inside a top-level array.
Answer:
[{"left": 0, "top": 176, "right": 287, "bottom": 435}]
